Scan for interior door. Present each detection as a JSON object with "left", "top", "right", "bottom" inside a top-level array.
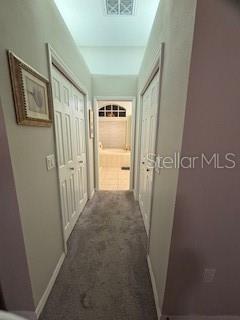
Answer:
[
  {"left": 72, "top": 86, "right": 88, "bottom": 215},
  {"left": 139, "top": 71, "right": 160, "bottom": 234},
  {"left": 139, "top": 92, "right": 149, "bottom": 228},
  {"left": 52, "top": 67, "right": 88, "bottom": 240}
]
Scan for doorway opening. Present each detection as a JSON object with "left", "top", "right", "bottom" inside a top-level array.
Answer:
[{"left": 94, "top": 98, "right": 135, "bottom": 191}]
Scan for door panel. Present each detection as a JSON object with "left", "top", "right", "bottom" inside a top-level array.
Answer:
[
  {"left": 55, "top": 111, "right": 64, "bottom": 167},
  {"left": 139, "top": 71, "right": 160, "bottom": 234},
  {"left": 77, "top": 167, "right": 83, "bottom": 202},
  {"left": 72, "top": 86, "right": 88, "bottom": 215},
  {"left": 52, "top": 67, "right": 88, "bottom": 240},
  {"left": 60, "top": 179, "right": 70, "bottom": 238},
  {"left": 65, "top": 114, "right": 73, "bottom": 163},
  {"left": 75, "top": 118, "right": 81, "bottom": 157}
]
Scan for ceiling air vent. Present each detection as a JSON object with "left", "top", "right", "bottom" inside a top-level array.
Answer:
[{"left": 105, "top": 0, "right": 135, "bottom": 16}]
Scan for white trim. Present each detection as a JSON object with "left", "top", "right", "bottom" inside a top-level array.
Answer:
[
  {"left": 147, "top": 43, "right": 165, "bottom": 247},
  {"left": 46, "top": 44, "right": 67, "bottom": 252},
  {"left": 86, "top": 99, "right": 94, "bottom": 199},
  {"left": 11, "top": 311, "right": 37, "bottom": 320},
  {"left": 133, "top": 93, "right": 141, "bottom": 201},
  {"left": 90, "top": 188, "right": 95, "bottom": 199},
  {"left": 47, "top": 45, "right": 88, "bottom": 94},
  {"left": 93, "top": 98, "right": 100, "bottom": 190},
  {"left": 130, "top": 98, "right": 136, "bottom": 190},
  {"left": 135, "top": 43, "right": 164, "bottom": 203},
  {"left": 147, "top": 255, "right": 161, "bottom": 320},
  {"left": 46, "top": 43, "right": 92, "bottom": 249},
  {"left": 141, "top": 44, "right": 163, "bottom": 94},
  {"left": 133, "top": 188, "right": 138, "bottom": 200},
  {"left": 93, "top": 96, "right": 136, "bottom": 192},
  {"left": 142, "top": 209, "right": 150, "bottom": 236},
  {"left": 47, "top": 44, "right": 91, "bottom": 197},
  {"left": 35, "top": 253, "right": 65, "bottom": 318},
  {"left": 137, "top": 43, "right": 165, "bottom": 241}
]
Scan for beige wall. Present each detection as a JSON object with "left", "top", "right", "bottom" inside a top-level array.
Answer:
[
  {"left": 136, "top": 0, "right": 197, "bottom": 311},
  {"left": 163, "top": 0, "right": 240, "bottom": 316},
  {"left": 92, "top": 75, "right": 137, "bottom": 97},
  {"left": 0, "top": 0, "right": 198, "bottom": 315},
  {"left": 0, "top": 0, "right": 94, "bottom": 307},
  {"left": 0, "top": 100, "right": 35, "bottom": 316}
]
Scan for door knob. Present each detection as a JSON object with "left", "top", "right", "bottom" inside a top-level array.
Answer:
[
  {"left": 142, "top": 161, "right": 145, "bottom": 165},
  {"left": 146, "top": 168, "right": 150, "bottom": 172}
]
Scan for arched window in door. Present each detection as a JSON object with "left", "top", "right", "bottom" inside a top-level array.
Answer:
[{"left": 98, "top": 105, "right": 126, "bottom": 118}]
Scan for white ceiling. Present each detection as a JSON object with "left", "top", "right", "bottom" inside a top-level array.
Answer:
[{"left": 54, "top": 0, "right": 160, "bottom": 75}]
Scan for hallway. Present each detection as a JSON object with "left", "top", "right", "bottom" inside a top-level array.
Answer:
[
  {"left": 2, "top": 1, "right": 240, "bottom": 319},
  {"left": 40, "top": 192, "right": 157, "bottom": 320}
]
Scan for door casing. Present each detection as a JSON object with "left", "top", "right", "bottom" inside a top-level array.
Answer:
[
  {"left": 136, "top": 43, "right": 165, "bottom": 241},
  {"left": 47, "top": 44, "right": 92, "bottom": 252},
  {"left": 93, "top": 96, "right": 136, "bottom": 192},
  {"left": 139, "top": 71, "right": 160, "bottom": 235}
]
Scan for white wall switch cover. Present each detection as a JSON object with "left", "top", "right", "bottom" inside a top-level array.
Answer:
[{"left": 46, "top": 154, "right": 56, "bottom": 170}]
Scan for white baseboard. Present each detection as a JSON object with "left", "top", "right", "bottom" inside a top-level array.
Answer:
[
  {"left": 90, "top": 189, "right": 95, "bottom": 199},
  {"left": 13, "top": 311, "right": 37, "bottom": 320},
  {"left": 35, "top": 253, "right": 65, "bottom": 318},
  {"left": 133, "top": 189, "right": 138, "bottom": 200},
  {"left": 161, "top": 317, "right": 240, "bottom": 320},
  {"left": 147, "top": 255, "right": 161, "bottom": 319}
]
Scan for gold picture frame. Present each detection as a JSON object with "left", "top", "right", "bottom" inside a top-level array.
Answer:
[{"left": 8, "top": 51, "right": 53, "bottom": 127}]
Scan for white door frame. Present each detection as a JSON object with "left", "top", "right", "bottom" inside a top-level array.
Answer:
[
  {"left": 136, "top": 43, "right": 164, "bottom": 239},
  {"left": 47, "top": 43, "right": 92, "bottom": 252},
  {"left": 93, "top": 96, "right": 136, "bottom": 192}
]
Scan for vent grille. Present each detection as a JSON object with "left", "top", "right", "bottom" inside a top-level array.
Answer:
[{"left": 105, "top": 0, "right": 135, "bottom": 16}]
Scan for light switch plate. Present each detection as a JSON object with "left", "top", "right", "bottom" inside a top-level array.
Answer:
[{"left": 46, "top": 154, "right": 56, "bottom": 171}]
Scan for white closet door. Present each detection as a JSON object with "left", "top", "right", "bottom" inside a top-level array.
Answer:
[
  {"left": 52, "top": 67, "right": 88, "bottom": 240},
  {"left": 139, "top": 71, "right": 160, "bottom": 234},
  {"left": 72, "top": 86, "right": 88, "bottom": 215},
  {"left": 139, "top": 92, "right": 149, "bottom": 227}
]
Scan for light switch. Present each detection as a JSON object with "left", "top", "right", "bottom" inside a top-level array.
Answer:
[{"left": 46, "top": 154, "right": 56, "bottom": 171}]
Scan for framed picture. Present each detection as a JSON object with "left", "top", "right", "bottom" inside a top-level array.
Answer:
[
  {"left": 89, "top": 110, "right": 94, "bottom": 138},
  {"left": 8, "top": 51, "right": 53, "bottom": 127}
]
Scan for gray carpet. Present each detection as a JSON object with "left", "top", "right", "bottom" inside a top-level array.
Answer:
[{"left": 40, "top": 191, "right": 157, "bottom": 320}]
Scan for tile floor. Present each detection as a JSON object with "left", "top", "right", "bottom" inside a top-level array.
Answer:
[{"left": 99, "top": 167, "right": 130, "bottom": 190}]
